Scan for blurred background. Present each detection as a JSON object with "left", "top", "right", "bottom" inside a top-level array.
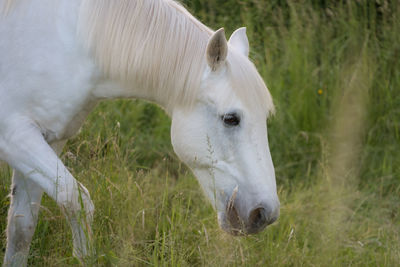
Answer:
[{"left": 1, "top": 0, "right": 399, "bottom": 265}]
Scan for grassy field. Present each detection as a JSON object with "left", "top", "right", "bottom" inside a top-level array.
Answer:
[{"left": 1, "top": 0, "right": 400, "bottom": 266}]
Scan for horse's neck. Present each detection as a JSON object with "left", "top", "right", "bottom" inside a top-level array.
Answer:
[{"left": 91, "top": 78, "right": 163, "bottom": 107}]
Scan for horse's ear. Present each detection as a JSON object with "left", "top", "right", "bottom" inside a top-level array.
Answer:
[
  {"left": 228, "top": 27, "right": 249, "bottom": 57},
  {"left": 206, "top": 28, "right": 228, "bottom": 71}
]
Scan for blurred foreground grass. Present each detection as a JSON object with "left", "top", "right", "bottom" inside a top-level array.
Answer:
[{"left": 1, "top": 0, "right": 399, "bottom": 266}]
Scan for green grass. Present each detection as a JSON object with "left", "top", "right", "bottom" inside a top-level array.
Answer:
[{"left": 1, "top": 0, "right": 400, "bottom": 266}]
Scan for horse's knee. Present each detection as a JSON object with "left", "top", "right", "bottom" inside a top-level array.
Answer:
[
  {"left": 7, "top": 209, "right": 37, "bottom": 251},
  {"left": 8, "top": 192, "right": 39, "bottom": 233},
  {"left": 57, "top": 185, "right": 94, "bottom": 221},
  {"left": 14, "top": 216, "right": 36, "bottom": 233}
]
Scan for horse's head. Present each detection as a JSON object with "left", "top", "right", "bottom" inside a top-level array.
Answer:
[{"left": 171, "top": 28, "right": 279, "bottom": 235}]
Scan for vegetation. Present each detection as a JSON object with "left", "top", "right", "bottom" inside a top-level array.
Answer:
[{"left": 1, "top": 0, "right": 399, "bottom": 265}]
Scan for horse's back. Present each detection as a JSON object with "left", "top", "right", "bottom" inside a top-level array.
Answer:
[{"left": 0, "top": 0, "right": 97, "bottom": 141}]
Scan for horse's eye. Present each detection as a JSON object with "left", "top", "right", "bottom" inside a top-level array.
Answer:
[{"left": 221, "top": 113, "right": 240, "bottom": 127}]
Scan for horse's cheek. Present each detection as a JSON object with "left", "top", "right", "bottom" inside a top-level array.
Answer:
[{"left": 171, "top": 111, "right": 212, "bottom": 167}]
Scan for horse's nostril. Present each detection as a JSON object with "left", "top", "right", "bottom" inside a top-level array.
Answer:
[
  {"left": 248, "top": 207, "right": 267, "bottom": 229},
  {"left": 246, "top": 205, "right": 279, "bottom": 234}
]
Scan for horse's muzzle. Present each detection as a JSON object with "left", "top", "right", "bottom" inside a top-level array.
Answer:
[{"left": 222, "top": 192, "right": 279, "bottom": 235}]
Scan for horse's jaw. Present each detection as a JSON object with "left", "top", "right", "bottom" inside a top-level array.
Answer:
[{"left": 190, "top": 165, "right": 280, "bottom": 235}]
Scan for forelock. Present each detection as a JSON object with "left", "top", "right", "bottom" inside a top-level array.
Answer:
[{"left": 226, "top": 50, "right": 275, "bottom": 116}]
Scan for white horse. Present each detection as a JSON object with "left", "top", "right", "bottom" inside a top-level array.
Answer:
[{"left": 0, "top": 0, "right": 279, "bottom": 265}]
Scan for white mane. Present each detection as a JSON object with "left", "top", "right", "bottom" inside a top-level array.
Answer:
[
  {"left": 79, "top": 0, "right": 209, "bottom": 110},
  {"left": 227, "top": 50, "right": 275, "bottom": 115},
  {"left": 79, "top": 0, "right": 274, "bottom": 114}
]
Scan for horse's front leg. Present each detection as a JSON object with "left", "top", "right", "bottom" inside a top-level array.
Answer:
[
  {"left": 4, "top": 171, "right": 43, "bottom": 266},
  {"left": 4, "top": 141, "right": 67, "bottom": 266},
  {"left": 1, "top": 122, "right": 94, "bottom": 265}
]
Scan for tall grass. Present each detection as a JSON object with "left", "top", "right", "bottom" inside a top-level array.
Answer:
[{"left": 1, "top": 0, "right": 399, "bottom": 265}]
